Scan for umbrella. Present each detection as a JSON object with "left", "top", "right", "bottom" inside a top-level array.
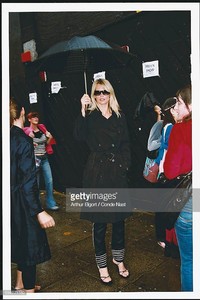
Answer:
[
  {"left": 33, "top": 35, "right": 136, "bottom": 93},
  {"left": 133, "top": 92, "right": 161, "bottom": 119}
]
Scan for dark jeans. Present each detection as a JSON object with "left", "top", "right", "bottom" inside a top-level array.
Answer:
[
  {"left": 155, "top": 212, "right": 167, "bottom": 241},
  {"left": 93, "top": 220, "right": 125, "bottom": 256}
]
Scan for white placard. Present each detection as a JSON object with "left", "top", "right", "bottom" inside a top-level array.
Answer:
[
  {"left": 142, "top": 60, "right": 159, "bottom": 78},
  {"left": 23, "top": 39, "right": 38, "bottom": 61},
  {"left": 29, "top": 92, "right": 37, "bottom": 104},
  {"left": 51, "top": 81, "right": 61, "bottom": 94},
  {"left": 93, "top": 71, "right": 106, "bottom": 81}
]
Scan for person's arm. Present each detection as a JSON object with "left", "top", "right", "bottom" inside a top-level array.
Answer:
[
  {"left": 164, "top": 125, "right": 182, "bottom": 179},
  {"left": 20, "top": 138, "right": 55, "bottom": 227},
  {"left": 154, "top": 105, "right": 162, "bottom": 121},
  {"left": 38, "top": 124, "right": 54, "bottom": 145},
  {"left": 45, "top": 130, "right": 53, "bottom": 144},
  {"left": 37, "top": 211, "right": 55, "bottom": 228},
  {"left": 19, "top": 140, "right": 44, "bottom": 216}
]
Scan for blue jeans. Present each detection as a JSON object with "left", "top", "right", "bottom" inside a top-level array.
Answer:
[
  {"left": 175, "top": 196, "right": 193, "bottom": 291},
  {"left": 36, "top": 155, "right": 57, "bottom": 208}
]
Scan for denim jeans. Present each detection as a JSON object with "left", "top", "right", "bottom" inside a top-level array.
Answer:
[
  {"left": 36, "top": 155, "right": 57, "bottom": 208},
  {"left": 175, "top": 196, "right": 193, "bottom": 291}
]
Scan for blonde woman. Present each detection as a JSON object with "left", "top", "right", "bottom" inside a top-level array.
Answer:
[{"left": 74, "top": 79, "right": 131, "bottom": 285}]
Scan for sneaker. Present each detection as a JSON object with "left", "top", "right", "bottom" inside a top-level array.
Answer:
[{"left": 47, "top": 205, "right": 59, "bottom": 211}]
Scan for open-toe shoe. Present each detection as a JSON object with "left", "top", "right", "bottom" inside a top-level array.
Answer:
[
  {"left": 113, "top": 258, "right": 129, "bottom": 278},
  {"left": 98, "top": 267, "right": 113, "bottom": 285},
  {"left": 100, "top": 275, "right": 113, "bottom": 286}
]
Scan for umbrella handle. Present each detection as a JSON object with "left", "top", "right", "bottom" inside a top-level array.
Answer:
[{"left": 84, "top": 71, "right": 88, "bottom": 94}]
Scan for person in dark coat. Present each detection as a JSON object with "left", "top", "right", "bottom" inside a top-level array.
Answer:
[
  {"left": 10, "top": 98, "right": 55, "bottom": 293},
  {"left": 74, "top": 79, "right": 132, "bottom": 285}
]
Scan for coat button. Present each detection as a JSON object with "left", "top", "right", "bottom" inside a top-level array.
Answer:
[{"left": 112, "top": 144, "right": 115, "bottom": 147}]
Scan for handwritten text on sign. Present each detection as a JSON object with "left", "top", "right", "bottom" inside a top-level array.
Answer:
[{"left": 142, "top": 60, "right": 159, "bottom": 78}]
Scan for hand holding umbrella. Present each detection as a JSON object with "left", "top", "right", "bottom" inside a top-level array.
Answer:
[{"left": 80, "top": 94, "right": 92, "bottom": 117}]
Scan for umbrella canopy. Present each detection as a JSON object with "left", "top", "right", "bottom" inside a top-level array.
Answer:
[
  {"left": 33, "top": 35, "right": 136, "bottom": 93},
  {"left": 133, "top": 92, "right": 161, "bottom": 120}
]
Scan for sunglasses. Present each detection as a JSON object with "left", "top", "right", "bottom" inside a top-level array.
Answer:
[
  {"left": 164, "top": 104, "right": 176, "bottom": 111},
  {"left": 94, "top": 90, "right": 110, "bottom": 96},
  {"left": 163, "top": 97, "right": 178, "bottom": 111}
]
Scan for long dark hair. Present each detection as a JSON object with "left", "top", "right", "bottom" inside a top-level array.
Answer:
[{"left": 162, "top": 97, "right": 177, "bottom": 127}]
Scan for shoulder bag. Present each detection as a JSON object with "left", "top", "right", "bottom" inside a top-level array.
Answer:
[{"left": 158, "top": 171, "right": 192, "bottom": 229}]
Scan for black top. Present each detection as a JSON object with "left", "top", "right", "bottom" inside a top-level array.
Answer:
[
  {"left": 10, "top": 125, "right": 51, "bottom": 265},
  {"left": 74, "top": 109, "right": 132, "bottom": 223}
]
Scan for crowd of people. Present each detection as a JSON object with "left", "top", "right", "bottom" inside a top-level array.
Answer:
[{"left": 9, "top": 80, "right": 192, "bottom": 292}]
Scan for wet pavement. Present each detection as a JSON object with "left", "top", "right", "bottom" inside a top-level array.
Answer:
[{"left": 11, "top": 190, "right": 181, "bottom": 296}]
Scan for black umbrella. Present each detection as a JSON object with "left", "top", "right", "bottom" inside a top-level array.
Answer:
[
  {"left": 33, "top": 35, "right": 136, "bottom": 93},
  {"left": 133, "top": 92, "right": 161, "bottom": 120}
]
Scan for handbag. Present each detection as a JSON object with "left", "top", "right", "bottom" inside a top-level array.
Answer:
[
  {"left": 143, "top": 157, "right": 159, "bottom": 183},
  {"left": 158, "top": 171, "right": 192, "bottom": 229}
]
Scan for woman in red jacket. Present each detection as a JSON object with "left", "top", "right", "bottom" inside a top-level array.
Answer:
[{"left": 164, "top": 84, "right": 192, "bottom": 291}]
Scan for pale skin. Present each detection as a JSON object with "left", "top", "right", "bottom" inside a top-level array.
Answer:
[
  {"left": 154, "top": 105, "right": 162, "bottom": 121},
  {"left": 173, "top": 95, "right": 192, "bottom": 121},
  {"left": 13, "top": 108, "right": 55, "bottom": 292},
  {"left": 81, "top": 83, "right": 112, "bottom": 119},
  {"left": 80, "top": 84, "right": 129, "bottom": 283}
]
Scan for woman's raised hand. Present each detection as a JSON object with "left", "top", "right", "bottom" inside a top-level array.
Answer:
[{"left": 81, "top": 94, "right": 91, "bottom": 117}]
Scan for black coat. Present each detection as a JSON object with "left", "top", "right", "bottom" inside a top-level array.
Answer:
[
  {"left": 10, "top": 126, "right": 51, "bottom": 266},
  {"left": 74, "top": 109, "right": 132, "bottom": 223}
]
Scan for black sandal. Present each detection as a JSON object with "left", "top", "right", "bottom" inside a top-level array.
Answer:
[
  {"left": 113, "top": 259, "right": 130, "bottom": 278},
  {"left": 100, "top": 275, "right": 113, "bottom": 286}
]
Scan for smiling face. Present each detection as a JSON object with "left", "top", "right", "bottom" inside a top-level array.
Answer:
[
  {"left": 28, "top": 116, "right": 39, "bottom": 125},
  {"left": 174, "top": 95, "right": 192, "bottom": 121}
]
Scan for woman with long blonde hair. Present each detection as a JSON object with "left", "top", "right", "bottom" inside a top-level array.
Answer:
[{"left": 74, "top": 79, "right": 132, "bottom": 285}]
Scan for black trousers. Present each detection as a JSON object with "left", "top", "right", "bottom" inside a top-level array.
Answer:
[
  {"left": 155, "top": 212, "right": 167, "bottom": 241},
  {"left": 92, "top": 220, "right": 125, "bottom": 268},
  {"left": 18, "top": 264, "right": 36, "bottom": 290}
]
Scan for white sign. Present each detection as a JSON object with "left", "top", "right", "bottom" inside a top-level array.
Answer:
[
  {"left": 23, "top": 39, "right": 38, "bottom": 61},
  {"left": 29, "top": 92, "right": 37, "bottom": 104},
  {"left": 93, "top": 71, "right": 106, "bottom": 81},
  {"left": 142, "top": 60, "right": 159, "bottom": 78},
  {"left": 51, "top": 81, "right": 62, "bottom": 94}
]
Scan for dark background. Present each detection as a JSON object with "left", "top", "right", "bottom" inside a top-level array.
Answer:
[{"left": 9, "top": 10, "right": 191, "bottom": 191}]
